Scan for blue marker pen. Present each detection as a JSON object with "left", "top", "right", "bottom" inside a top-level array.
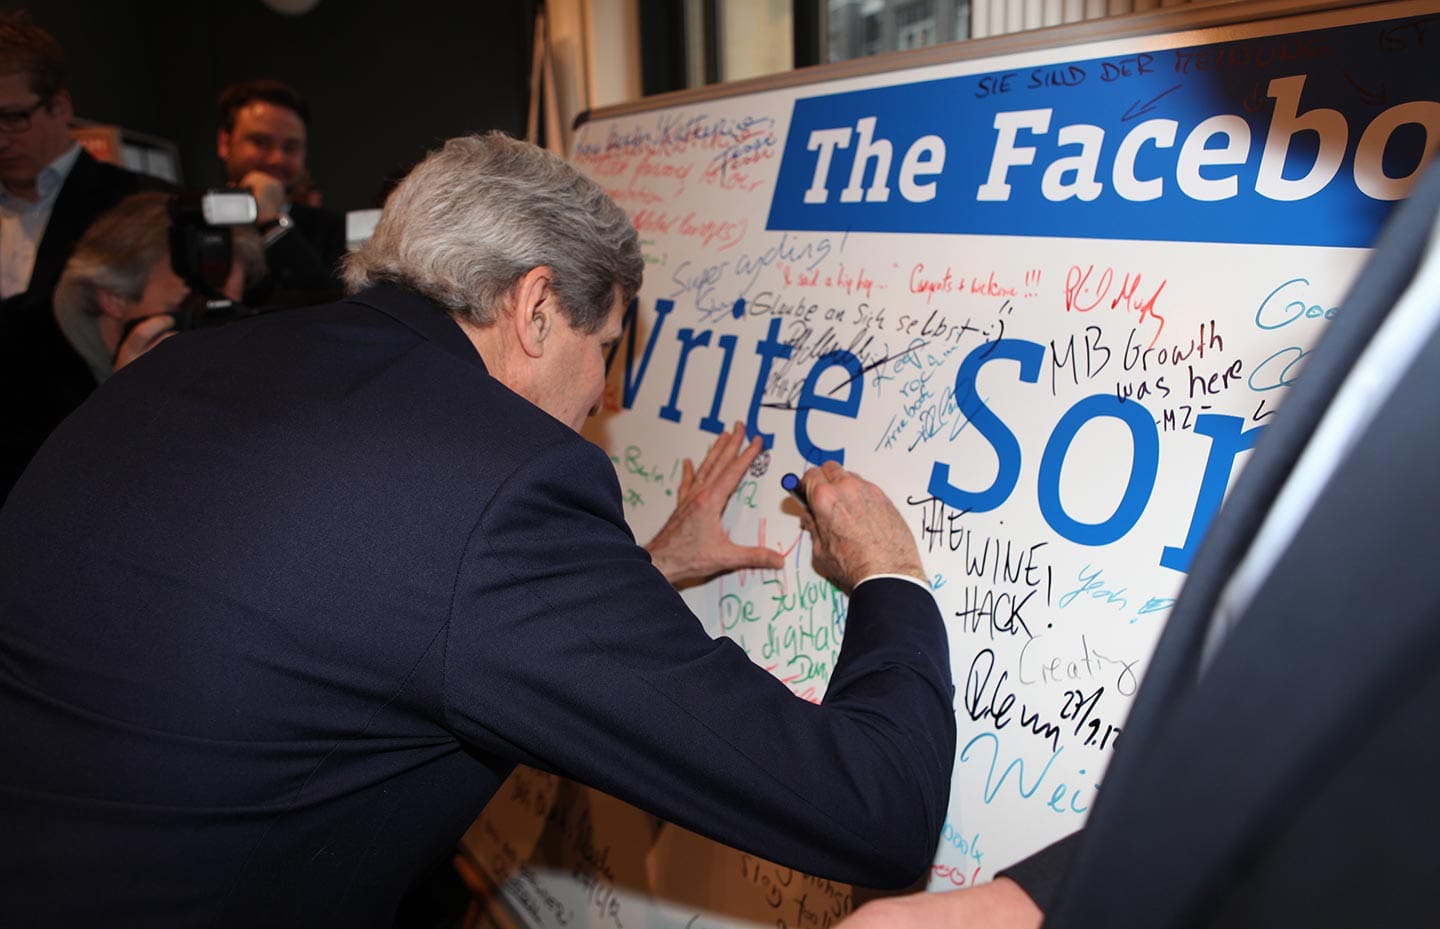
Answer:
[{"left": 781, "top": 472, "right": 809, "bottom": 510}]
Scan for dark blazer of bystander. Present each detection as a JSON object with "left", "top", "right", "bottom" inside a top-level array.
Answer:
[
  {"left": 1001, "top": 158, "right": 1440, "bottom": 929},
  {"left": 0, "top": 147, "right": 165, "bottom": 500}
]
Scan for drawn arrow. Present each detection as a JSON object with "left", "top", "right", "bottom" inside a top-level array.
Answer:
[
  {"left": 1121, "top": 84, "right": 1182, "bottom": 122},
  {"left": 1343, "top": 69, "right": 1389, "bottom": 106}
]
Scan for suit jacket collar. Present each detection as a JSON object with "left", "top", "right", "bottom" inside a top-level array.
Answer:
[
  {"left": 347, "top": 283, "right": 487, "bottom": 371},
  {"left": 27, "top": 148, "right": 107, "bottom": 298},
  {"left": 0, "top": 141, "right": 80, "bottom": 209}
]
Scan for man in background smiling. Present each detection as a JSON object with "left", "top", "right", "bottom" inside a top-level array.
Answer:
[{"left": 216, "top": 78, "right": 345, "bottom": 307}]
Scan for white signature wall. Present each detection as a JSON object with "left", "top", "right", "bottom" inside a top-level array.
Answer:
[{"left": 465, "top": 3, "right": 1440, "bottom": 926}]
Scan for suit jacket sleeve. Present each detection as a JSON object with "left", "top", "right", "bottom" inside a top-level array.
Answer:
[
  {"left": 441, "top": 436, "right": 957, "bottom": 889},
  {"left": 251, "top": 205, "right": 346, "bottom": 308},
  {"left": 996, "top": 831, "right": 1081, "bottom": 912}
]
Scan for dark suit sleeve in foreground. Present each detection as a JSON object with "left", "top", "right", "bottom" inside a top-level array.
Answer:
[
  {"left": 441, "top": 438, "right": 957, "bottom": 889},
  {"left": 996, "top": 831, "right": 1081, "bottom": 912}
]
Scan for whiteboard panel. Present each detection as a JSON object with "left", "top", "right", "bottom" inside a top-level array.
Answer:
[{"left": 464, "top": 3, "right": 1440, "bottom": 926}]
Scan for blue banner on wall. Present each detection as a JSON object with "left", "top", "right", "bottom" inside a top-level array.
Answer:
[{"left": 767, "top": 15, "right": 1439, "bottom": 247}]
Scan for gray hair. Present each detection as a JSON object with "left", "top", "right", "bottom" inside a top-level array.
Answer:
[
  {"left": 55, "top": 191, "right": 171, "bottom": 316},
  {"left": 53, "top": 191, "right": 268, "bottom": 383},
  {"left": 52, "top": 191, "right": 171, "bottom": 383},
  {"left": 343, "top": 131, "right": 643, "bottom": 332},
  {"left": 54, "top": 191, "right": 267, "bottom": 320}
]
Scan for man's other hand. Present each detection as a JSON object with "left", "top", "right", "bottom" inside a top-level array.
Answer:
[
  {"left": 645, "top": 423, "right": 785, "bottom": 587},
  {"left": 838, "top": 879, "right": 1043, "bottom": 929},
  {"left": 237, "top": 170, "right": 287, "bottom": 224},
  {"left": 800, "top": 460, "right": 925, "bottom": 593}
]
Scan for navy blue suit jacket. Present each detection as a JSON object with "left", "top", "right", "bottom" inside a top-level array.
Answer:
[{"left": 0, "top": 284, "right": 956, "bottom": 927}]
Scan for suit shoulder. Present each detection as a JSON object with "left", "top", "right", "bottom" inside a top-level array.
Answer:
[
  {"left": 98, "top": 162, "right": 169, "bottom": 194},
  {"left": 289, "top": 202, "right": 346, "bottom": 236},
  {"left": 70, "top": 151, "right": 172, "bottom": 199}
]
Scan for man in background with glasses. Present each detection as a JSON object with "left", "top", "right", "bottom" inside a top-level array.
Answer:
[{"left": 0, "top": 10, "right": 162, "bottom": 501}]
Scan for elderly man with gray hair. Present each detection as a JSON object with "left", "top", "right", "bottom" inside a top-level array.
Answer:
[
  {"left": 0, "top": 132, "right": 955, "bottom": 928},
  {"left": 52, "top": 190, "right": 264, "bottom": 384}
]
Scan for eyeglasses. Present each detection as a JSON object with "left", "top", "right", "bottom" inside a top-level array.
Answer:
[{"left": 0, "top": 98, "right": 50, "bottom": 134}]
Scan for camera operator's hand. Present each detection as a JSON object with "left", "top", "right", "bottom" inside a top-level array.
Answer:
[
  {"left": 237, "top": 170, "right": 288, "bottom": 224},
  {"left": 799, "top": 460, "right": 926, "bottom": 594},
  {"left": 114, "top": 314, "right": 177, "bottom": 373}
]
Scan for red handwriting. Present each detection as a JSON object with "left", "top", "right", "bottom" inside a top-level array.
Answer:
[
  {"left": 783, "top": 262, "right": 876, "bottom": 298},
  {"left": 931, "top": 864, "right": 982, "bottom": 887},
  {"left": 1064, "top": 265, "right": 1168, "bottom": 347},
  {"left": 600, "top": 181, "right": 664, "bottom": 206},
  {"left": 581, "top": 113, "right": 778, "bottom": 159},
  {"left": 970, "top": 272, "right": 1016, "bottom": 298},
  {"left": 908, "top": 266, "right": 1027, "bottom": 302},
  {"left": 631, "top": 209, "right": 676, "bottom": 235},
  {"left": 632, "top": 209, "right": 746, "bottom": 248},
  {"left": 703, "top": 159, "right": 768, "bottom": 191},
  {"left": 909, "top": 264, "right": 956, "bottom": 303},
  {"left": 680, "top": 212, "right": 747, "bottom": 249},
  {"left": 581, "top": 152, "right": 632, "bottom": 177},
  {"left": 633, "top": 151, "right": 694, "bottom": 189},
  {"left": 703, "top": 137, "right": 776, "bottom": 192},
  {"left": 715, "top": 521, "right": 804, "bottom": 590}
]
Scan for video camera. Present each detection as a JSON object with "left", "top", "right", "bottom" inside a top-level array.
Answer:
[{"left": 166, "top": 189, "right": 259, "bottom": 331}]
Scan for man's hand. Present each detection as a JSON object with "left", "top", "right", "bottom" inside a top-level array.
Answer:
[
  {"left": 799, "top": 460, "right": 925, "bottom": 593},
  {"left": 838, "top": 879, "right": 1043, "bottom": 929},
  {"left": 114, "top": 314, "right": 177, "bottom": 372},
  {"left": 237, "top": 170, "right": 287, "bottom": 224},
  {"left": 645, "top": 423, "right": 785, "bottom": 587}
]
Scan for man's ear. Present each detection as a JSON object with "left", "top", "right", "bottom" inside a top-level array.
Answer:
[
  {"left": 216, "top": 128, "right": 232, "bottom": 162},
  {"left": 510, "top": 266, "right": 558, "bottom": 359},
  {"left": 94, "top": 288, "right": 130, "bottom": 320}
]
